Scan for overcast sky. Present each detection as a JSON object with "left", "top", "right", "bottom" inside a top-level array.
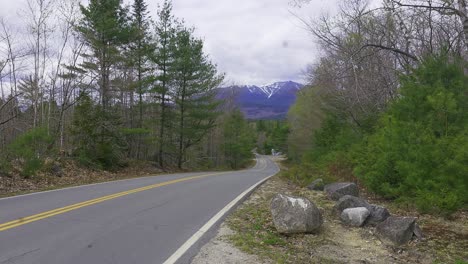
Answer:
[
  {"left": 166, "top": 0, "right": 338, "bottom": 85},
  {"left": 0, "top": 0, "right": 340, "bottom": 86}
]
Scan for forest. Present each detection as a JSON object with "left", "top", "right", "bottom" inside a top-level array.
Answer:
[
  {"left": 286, "top": 0, "right": 467, "bottom": 215},
  {"left": 0, "top": 0, "right": 264, "bottom": 191},
  {"left": 1, "top": 0, "right": 467, "bottom": 216}
]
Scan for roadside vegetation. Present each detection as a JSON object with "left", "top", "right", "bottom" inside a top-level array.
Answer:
[
  {"left": 226, "top": 172, "right": 468, "bottom": 264},
  {"left": 286, "top": 0, "right": 468, "bottom": 217}
]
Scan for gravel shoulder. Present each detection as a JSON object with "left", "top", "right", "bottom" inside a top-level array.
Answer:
[
  {"left": 192, "top": 223, "right": 268, "bottom": 264},
  {"left": 192, "top": 172, "right": 467, "bottom": 264}
]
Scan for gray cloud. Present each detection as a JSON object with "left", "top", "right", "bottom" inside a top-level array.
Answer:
[
  {"left": 163, "top": 0, "right": 337, "bottom": 85},
  {"left": 0, "top": 0, "right": 338, "bottom": 86}
]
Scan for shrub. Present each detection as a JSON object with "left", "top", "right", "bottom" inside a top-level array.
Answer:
[
  {"left": 355, "top": 54, "right": 468, "bottom": 215},
  {"left": 300, "top": 113, "right": 363, "bottom": 183},
  {"left": 71, "top": 93, "right": 126, "bottom": 170},
  {"left": 6, "top": 127, "right": 54, "bottom": 177}
]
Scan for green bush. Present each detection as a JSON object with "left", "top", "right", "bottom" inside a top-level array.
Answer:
[
  {"left": 71, "top": 93, "right": 126, "bottom": 170},
  {"left": 286, "top": 53, "right": 467, "bottom": 216},
  {"left": 300, "top": 113, "right": 363, "bottom": 183},
  {"left": 6, "top": 127, "right": 54, "bottom": 177},
  {"left": 355, "top": 54, "right": 468, "bottom": 215}
]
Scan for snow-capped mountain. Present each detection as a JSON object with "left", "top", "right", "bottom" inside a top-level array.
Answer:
[
  {"left": 244, "top": 81, "right": 302, "bottom": 98},
  {"left": 217, "top": 81, "right": 304, "bottom": 120}
]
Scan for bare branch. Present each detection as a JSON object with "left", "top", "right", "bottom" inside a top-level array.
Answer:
[
  {"left": 391, "top": 0, "right": 465, "bottom": 17},
  {"left": 360, "top": 43, "right": 419, "bottom": 61},
  {"left": 0, "top": 92, "right": 22, "bottom": 112}
]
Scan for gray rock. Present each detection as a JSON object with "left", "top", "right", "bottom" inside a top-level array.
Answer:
[
  {"left": 307, "top": 178, "right": 324, "bottom": 191},
  {"left": 270, "top": 194, "right": 323, "bottom": 234},
  {"left": 51, "top": 163, "right": 63, "bottom": 177},
  {"left": 324, "top": 182, "right": 359, "bottom": 200},
  {"left": 413, "top": 223, "right": 424, "bottom": 239},
  {"left": 366, "top": 204, "right": 390, "bottom": 225},
  {"left": 333, "top": 195, "right": 370, "bottom": 215},
  {"left": 341, "top": 207, "right": 370, "bottom": 227},
  {"left": 333, "top": 196, "right": 389, "bottom": 225},
  {"left": 376, "top": 216, "right": 416, "bottom": 246}
]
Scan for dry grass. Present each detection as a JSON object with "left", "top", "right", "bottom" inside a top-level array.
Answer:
[
  {"left": 226, "top": 174, "right": 468, "bottom": 264},
  {"left": 0, "top": 159, "right": 164, "bottom": 198}
]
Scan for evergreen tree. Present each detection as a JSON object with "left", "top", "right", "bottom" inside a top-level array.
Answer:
[
  {"left": 121, "top": 0, "right": 154, "bottom": 159},
  {"left": 223, "top": 110, "right": 255, "bottom": 169},
  {"left": 74, "top": 0, "right": 130, "bottom": 167},
  {"left": 130, "top": 0, "right": 153, "bottom": 127},
  {"left": 355, "top": 55, "right": 468, "bottom": 215},
  {"left": 77, "top": 0, "right": 131, "bottom": 109},
  {"left": 171, "top": 27, "right": 224, "bottom": 169},
  {"left": 71, "top": 93, "right": 125, "bottom": 169},
  {"left": 151, "top": 0, "right": 178, "bottom": 167}
]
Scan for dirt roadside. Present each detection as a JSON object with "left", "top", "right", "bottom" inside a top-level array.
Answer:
[
  {"left": 0, "top": 159, "right": 166, "bottom": 198},
  {"left": 192, "top": 174, "right": 467, "bottom": 264}
]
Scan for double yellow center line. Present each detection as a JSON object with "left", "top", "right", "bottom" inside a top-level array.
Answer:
[{"left": 0, "top": 172, "right": 226, "bottom": 232}]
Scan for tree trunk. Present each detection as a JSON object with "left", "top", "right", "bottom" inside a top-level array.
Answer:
[
  {"left": 177, "top": 81, "right": 186, "bottom": 169},
  {"left": 158, "top": 60, "right": 168, "bottom": 168}
]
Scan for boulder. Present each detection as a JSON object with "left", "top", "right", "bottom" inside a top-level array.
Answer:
[
  {"left": 324, "top": 182, "right": 359, "bottom": 200},
  {"left": 340, "top": 207, "right": 370, "bottom": 227},
  {"left": 270, "top": 194, "right": 323, "bottom": 234},
  {"left": 376, "top": 216, "right": 416, "bottom": 246},
  {"left": 333, "top": 195, "right": 370, "bottom": 215},
  {"left": 307, "top": 179, "right": 324, "bottom": 191},
  {"left": 333, "top": 196, "right": 390, "bottom": 225},
  {"left": 366, "top": 204, "right": 390, "bottom": 225},
  {"left": 413, "top": 223, "right": 424, "bottom": 239}
]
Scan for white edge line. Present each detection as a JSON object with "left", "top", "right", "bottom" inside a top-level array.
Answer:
[{"left": 163, "top": 158, "right": 279, "bottom": 264}]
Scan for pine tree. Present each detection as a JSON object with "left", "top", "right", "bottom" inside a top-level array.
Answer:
[
  {"left": 355, "top": 54, "right": 468, "bottom": 215},
  {"left": 73, "top": 0, "right": 130, "bottom": 167},
  {"left": 71, "top": 93, "right": 125, "bottom": 169},
  {"left": 130, "top": 0, "right": 152, "bottom": 128},
  {"left": 120, "top": 0, "right": 154, "bottom": 159},
  {"left": 77, "top": 0, "right": 131, "bottom": 109},
  {"left": 171, "top": 27, "right": 224, "bottom": 169},
  {"left": 223, "top": 110, "right": 255, "bottom": 169},
  {"left": 151, "top": 0, "right": 178, "bottom": 167}
]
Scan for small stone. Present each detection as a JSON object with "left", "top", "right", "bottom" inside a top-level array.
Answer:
[
  {"left": 307, "top": 178, "right": 324, "bottom": 191},
  {"left": 340, "top": 207, "right": 370, "bottom": 227},
  {"left": 270, "top": 194, "right": 323, "bottom": 234},
  {"left": 324, "top": 182, "right": 359, "bottom": 200},
  {"left": 376, "top": 216, "right": 416, "bottom": 246}
]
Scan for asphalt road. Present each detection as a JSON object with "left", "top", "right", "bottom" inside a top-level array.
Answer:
[{"left": 0, "top": 155, "right": 278, "bottom": 264}]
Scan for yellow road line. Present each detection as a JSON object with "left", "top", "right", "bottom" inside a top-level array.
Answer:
[{"left": 0, "top": 172, "right": 226, "bottom": 232}]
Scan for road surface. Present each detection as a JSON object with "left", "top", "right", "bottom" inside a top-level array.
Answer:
[{"left": 0, "top": 155, "right": 279, "bottom": 264}]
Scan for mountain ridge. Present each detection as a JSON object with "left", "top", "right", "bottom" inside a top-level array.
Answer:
[{"left": 217, "top": 81, "right": 304, "bottom": 120}]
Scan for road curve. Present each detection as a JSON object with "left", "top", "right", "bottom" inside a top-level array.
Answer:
[{"left": 0, "top": 155, "right": 279, "bottom": 264}]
